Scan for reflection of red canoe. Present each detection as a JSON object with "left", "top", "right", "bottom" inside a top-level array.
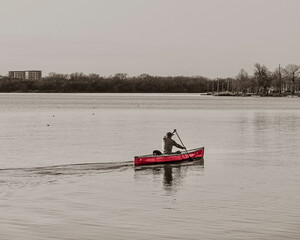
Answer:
[{"left": 134, "top": 147, "right": 204, "bottom": 166}]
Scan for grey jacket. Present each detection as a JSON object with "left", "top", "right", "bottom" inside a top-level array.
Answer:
[{"left": 163, "top": 136, "right": 183, "bottom": 154}]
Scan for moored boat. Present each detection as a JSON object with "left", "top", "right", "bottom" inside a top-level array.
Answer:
[{"left": 134, "top": 147, "right": 204, "bottom": 166}]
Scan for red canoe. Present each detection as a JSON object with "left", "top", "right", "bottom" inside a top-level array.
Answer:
[{"left": 134, "top": 147, "right": 204, "bottom": 166}]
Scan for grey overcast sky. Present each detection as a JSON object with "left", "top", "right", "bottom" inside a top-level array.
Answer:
[{"left": 1, "top": 0, "right": 299, "bottom": 78}]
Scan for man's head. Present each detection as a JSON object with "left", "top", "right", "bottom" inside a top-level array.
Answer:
[{"left": 166, "top": 132, "right": 173, "bottom": 138}]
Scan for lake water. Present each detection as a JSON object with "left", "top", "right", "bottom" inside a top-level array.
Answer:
[{"left": 0, "top": 93, "right": 299, "bottom": 240}]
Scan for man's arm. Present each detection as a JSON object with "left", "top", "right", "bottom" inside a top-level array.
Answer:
[{"left": 173, "top": 140, "right": 185, "bottom": 149}]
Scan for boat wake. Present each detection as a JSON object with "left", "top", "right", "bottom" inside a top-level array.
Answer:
[
  {"left": 0, "top": 160, "right": 204, "bottom": 186},
  {"left": 0, "top": 161, "right": 134, "bottom": 176},
  {"left": 0, "top": 160, "right": 204, "bottom": 192},
  {"left": 0, "top": 161, "right": 134, "bottom": 195}
]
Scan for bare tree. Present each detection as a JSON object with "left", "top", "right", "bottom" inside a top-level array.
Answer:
[
  {"left": 272, "top": 65, "right": 283, "bottom": 95},
  {"left": 284, "top": 64, "right": 300, "bottom": 95},
  {"left": 236, "top": 69, "right": 250, "bottom": 95},
  {"left": 70, "top": 72, "right": 86, "bottom": 81},
  {"left": 114, "top": 73, "right": 127, "bottom": 80},
  {"left": 139, "top": 74, "right": 151, "bottom": 79},
  {"left": 254, "top": 63, "right": 272, "bottom": 96}
]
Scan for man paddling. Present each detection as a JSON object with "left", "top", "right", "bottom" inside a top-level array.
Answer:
[{"left": 163, "top": 131, "right": 185, "bottom": 154}]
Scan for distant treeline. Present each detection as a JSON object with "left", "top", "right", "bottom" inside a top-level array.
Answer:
[
  {"left": 0, "top": 63, "right": 299, "bottom": 95},
  {"left": 0, "top": 73, "right": 208, "bottom": 93}
]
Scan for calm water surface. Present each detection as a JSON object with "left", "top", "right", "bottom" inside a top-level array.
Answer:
[{"left": 0, "top": 93, "right": 299, "bottom": 240}]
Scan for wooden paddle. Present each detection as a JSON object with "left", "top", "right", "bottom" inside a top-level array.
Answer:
[{"left": 173, "top": 129, "right": 194, "bottom": 161}]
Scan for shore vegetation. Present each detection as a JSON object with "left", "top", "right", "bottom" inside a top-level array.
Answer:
[{"left": 0, "top": 64, "right": 299, "bottom": 96}]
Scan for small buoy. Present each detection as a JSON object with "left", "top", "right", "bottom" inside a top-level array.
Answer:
[
  {"left": 93, "top": 113, "right": 95, "bottom": 115},
  {"left": 53, "top": 115, "right": 55, "bottom": 117},
  {"left": 47, "top": 124, "right": 50, "bottom": 126}
]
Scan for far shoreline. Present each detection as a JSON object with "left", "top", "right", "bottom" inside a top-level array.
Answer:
[{"left": 0, "top": 91, "right": 299, "bottom": 98}]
